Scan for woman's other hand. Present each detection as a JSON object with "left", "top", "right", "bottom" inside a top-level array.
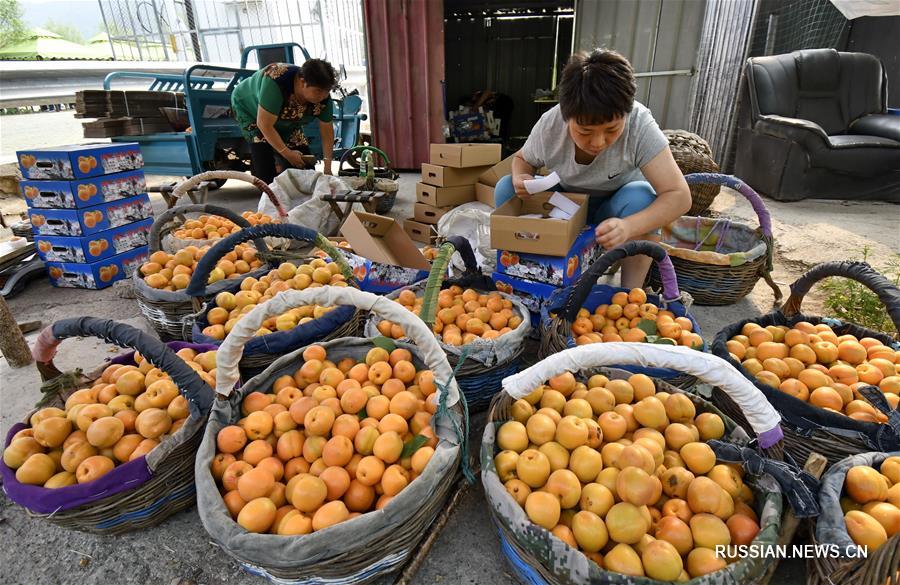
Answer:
[
  {"left": 595, "top": 217, "right": 634, "bottom": 249},
  {"left": 511, "top": 173, "right": 534, "bottom": 198}
]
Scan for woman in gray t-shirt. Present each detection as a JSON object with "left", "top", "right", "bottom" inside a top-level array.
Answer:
[{"left": 496, "top": 49, "right": 691, "bottom": 288}]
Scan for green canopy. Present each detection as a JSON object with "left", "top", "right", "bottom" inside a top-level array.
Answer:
[
  {"left": 0, "top": 28, "right": 102, "bottom": 60},
  {"left": 87, "top": 32, "right": 169, "bottom": 61}
]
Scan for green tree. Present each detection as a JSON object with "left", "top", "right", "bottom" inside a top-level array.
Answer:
[
  {"left": 44, "top": 18, "right": 84, "bottom": 44},
  {"left": 0, "top": 0, "right": 27, "bottom": 47}
]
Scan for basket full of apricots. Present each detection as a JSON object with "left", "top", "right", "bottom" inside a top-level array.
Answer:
[
  {"left": 0, "top": 318, "right": 216, "bottom": 534},
  {"left": 713, "top": 261, "right": 900, "bottom": 468},
  {"left": 541, "top": 241, "right": 704, "bottom": 388},
  {"left": 149, "top": 202, "right": 279, "bottom": 252},
  {"left": 809, "top": 452, "right": 900, "bottom": 585},
  {"left": 365, "top": 238, "right": 531, "bottom": 410},
  {"left": 187, "top": 224, "right": 362, "bottom": 374},
  {"left": 482, "top": 342, "right": 791, "bottom": 584},
  {"left": 193, "top": 286, "right": 467, "bottom": 583}
]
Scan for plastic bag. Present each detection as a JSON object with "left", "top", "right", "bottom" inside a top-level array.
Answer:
[
  {"left": 436, "top": 201, "right": 495, "bottom": 273},
  {"left": 257, "top": 169, "right": 352, "bottom": 236}
]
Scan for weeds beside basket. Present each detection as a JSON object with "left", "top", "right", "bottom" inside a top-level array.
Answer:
[
  {"left": 195, "top": 286, "right": 468, "bottom": 583},
  {"left": 712, "top": 261, "right": 900, "bottom": 469},
  {"left": 0, "top": 318, "right": 214, "bottom": 534}
]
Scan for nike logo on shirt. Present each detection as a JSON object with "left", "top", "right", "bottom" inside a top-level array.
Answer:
[{"left": 608, "top": 172, "right": 620, "bottom": 180}]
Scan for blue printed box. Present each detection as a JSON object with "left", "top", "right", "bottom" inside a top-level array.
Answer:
[
  {"left": 29, "top": 193, "right": 153, "bottom": 237},
  {"left": 35, "top": 218, "right": 153, "bottom": 263},
  {"left": 46, "top": 246, "right": 149, "bottom": 290},
  {"left": 495, "top": 226, "right": 600, "bottom": 287},
  {"left": 17, "top": 143, "right": 143, "bottom": 180},
  {"left": 21, "top": 169, "right": 147, "bottom": 209},
  {"left": 342, "top": 250, "right": 429, "bottom": 294},
  {"left": 492, "top": 272, "right": 560, "bottom": 329}
]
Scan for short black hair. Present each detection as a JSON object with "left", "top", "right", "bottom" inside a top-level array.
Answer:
[
  {"left": 299, "top": 58, "right": 337, "bottom": 90},
  {"left": 558, "top": 49, "right": 636, "bottom": 126}
]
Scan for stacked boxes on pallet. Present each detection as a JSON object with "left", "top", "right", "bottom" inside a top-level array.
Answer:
[
  {"left": 16, "top": 143, "right": 152, "bottom": 289},
  {"left": 403, "top": 143, "right": 502, "bottom": 244}
]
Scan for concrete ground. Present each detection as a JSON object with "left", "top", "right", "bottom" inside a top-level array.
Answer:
[{"left": 0, "top": 111, "right": 898, "bottom": 584}]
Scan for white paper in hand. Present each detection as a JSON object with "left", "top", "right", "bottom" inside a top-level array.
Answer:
[{"left": 523, "top": 171, "right": 560, "bottom": 194}]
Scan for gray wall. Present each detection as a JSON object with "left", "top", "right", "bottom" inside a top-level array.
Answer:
[
  {"left": 847, "top": 16, "right": 900, "bottom": 107},
  {"left": 573, "top": 0, "right": 706, "bottom": 130}
]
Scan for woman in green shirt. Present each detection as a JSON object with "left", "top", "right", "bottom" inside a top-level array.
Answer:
[{"left": 231, "top": 59, "right": 337, "bottom": 183}]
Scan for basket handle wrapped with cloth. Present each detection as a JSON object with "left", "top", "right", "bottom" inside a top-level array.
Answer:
[
  {"left": 186, "top": 223, "right": 353, "bottom": 305},
  {"left": 148, "top": 203, "right": 268, "bottom": 254},
  {"left": 781, "top": 260, "right": 900, "bottom": 332},
  {"left": 172, "top": 170, "right": 288, "bottom": 218},
  {"left": 419, "top": 235, "right": 495, "bottom": 328},
  {"left": 558, "top": 240, "right": 682, "bottom": 323},
  {"left": 502, "top": 342, "right": 784, "bottom": 450}
]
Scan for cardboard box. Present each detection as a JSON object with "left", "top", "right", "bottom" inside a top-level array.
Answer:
[
  {"left": 477, "top": 154, "right": 515, "bottom": 187},
  {"left": 420, "top": 163, "right": 490, "bottom": 187},
  {"left": 415, "top": 182, "right": 475, "bottom": 207},
  {"left": 413, "top": 202, "right": 453, "bottom": 225},
  {"left": 495, "top": 227, "right": 600, "bottom": 287},
  {"left": 29, "top": 193, "right": 153, "bottom": 237},
  {"left": 34, "top": 218, "right": 152, "bottom": 263},
  {"left": 429, "top": 143, "right": 501, "bottom": 168},
  {"left": 17, "top": 143, "right": 143, "bottom": 180},
  {"left": 20, "top": 169, "right": 147, "bottom": 209},
  {"left": 403, "top": 218, "right": 438, "bottom": 244},
  {"left": 46, "top": 246, "right": 149, "bottom": 289},
  {"left": 475, "top": 182, "right": 495, "bottom": 207},
  {"left": 319, "top": 235, "right": 431, "bottom": 293},
  {"left": 490, "top": 192, "right": 588, "bottom": 256},
  {"left": 492, "top": 272, "right": 560, "bottom": 329}
]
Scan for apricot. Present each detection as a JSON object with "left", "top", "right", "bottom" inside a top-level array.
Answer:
[
  {"left": 75, "top": 455, "right": 115, "bottom": 484},
  {"left": 135, "top": 408, "right": 172, "bottom": 439},
  {"left": 238, "top": 497, "right": 277, "bottom": 533}
]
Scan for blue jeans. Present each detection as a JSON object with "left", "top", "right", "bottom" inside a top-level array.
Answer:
[{"left": 494, "top": 174, "right": 657, "bottom": 226}]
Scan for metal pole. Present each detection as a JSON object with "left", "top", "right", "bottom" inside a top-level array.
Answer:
[
  {"left": 183, "top": 0, "right": 203, "bottom": 61},
  {"left": 150, "top": 0, "right": 171, "bottom": 60},
  {"left": 646, "top": 0, "right": 665, "bottom": 105},
  {"left": 97, "top": 0, "right": 118, "bottom": 61},
  {"left": 124, "top": 2, "right": 145, "bottom": 61}
]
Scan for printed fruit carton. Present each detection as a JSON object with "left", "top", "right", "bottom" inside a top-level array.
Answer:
[
  {"left": 20, "top": 169, "right": 146, "bottom": 209},
  {"left": 494, "top": 226, "right": 601, "bottom": 287},
  {"left": 17, "top": 142, "right": 143, "bottom": 180},
  {"left": 46, "top": 246, "right": 149, "bottom": 289},
  {"left": 29, "top": 193, "right": 153, "bottom": 237},
  {"left": 34, "top": 218, "right": 153, "bottom": 263}
]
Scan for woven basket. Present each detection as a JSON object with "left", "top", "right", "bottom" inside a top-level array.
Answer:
[
  {"left": 646, "top": 173, "right": 781, "bottom": 306},
  {"left": 711, "top": 261, "right": 900, "bottom": 471},
  {"left": 134, "top": 204, "right": 272, "bottom": 341},
  {"left": 338, "top": 145, "right": 399, "bottom": 215},
  {"left": 482, "top": 344, "right": 792, "bottom": 585},
  {"left": 194, "top": 286, "right": 468, "bottom": 583},
  {"left": 807, "top": 451, "right": 900, "bottom": 585},
  {"left": 664, "top": 129, "right": 720, "bottom": 216},
  {"left": 150, "top": 202, "right": 258, "bottom": 254},
  {"left": 540, "top": 240, "right": 705, "bottom": 388},
  {"left": 187, "top": 223, "right": 363, "bottom": 377},
  {"left": 365, "top": 236, "right": 530, "bottom": 412},
  {"left": 0, "top": 318, "right": 215, "bottom": 534}
]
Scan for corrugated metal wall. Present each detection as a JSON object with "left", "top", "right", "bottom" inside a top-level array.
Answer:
[
  {"left": 573, "top": 0, "right": 706, "bottom": 130},
  {"left": 364, "top": 0, "right": 445, "bottom": 170}
]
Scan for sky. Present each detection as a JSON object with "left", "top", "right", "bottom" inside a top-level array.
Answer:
[{"left": 21, "top": 0, "right": 105, "bottom": 38}]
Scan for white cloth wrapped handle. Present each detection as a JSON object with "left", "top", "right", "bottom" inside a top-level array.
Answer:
[
  {"left": 215, "top": 287, "right": 460, "bottom": 407},
  {"left": 502, "top": 343, "right": 782, "bottom": 442}
]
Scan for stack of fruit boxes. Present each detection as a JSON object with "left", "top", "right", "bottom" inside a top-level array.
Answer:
[{"left": 17, "top": 143, "right": 152, "bottom": 289}]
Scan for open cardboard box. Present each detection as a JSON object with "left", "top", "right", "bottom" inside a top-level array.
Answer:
[
  {"left": 338, "top": 212, "right": 431, "bottom": 293},
  {"left": 490, "top": 192, "right": 588, "bottom": 256}
]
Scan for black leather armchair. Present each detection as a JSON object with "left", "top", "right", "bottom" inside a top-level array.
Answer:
[{"left": 735, "top": 49, "right": 900, "bottom": 202}]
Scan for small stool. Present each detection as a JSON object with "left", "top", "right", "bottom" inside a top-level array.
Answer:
[{"left": 322, "top": 189, "right": 386, "bottom": 224}]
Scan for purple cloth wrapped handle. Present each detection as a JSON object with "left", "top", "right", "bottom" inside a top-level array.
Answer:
[
  {"left": 757, "top": 425, "right": 785, "bottom": 450},
  {"left": 685, "top": 173, "right": 772, "bottom": 238},
  {"left": 655, "top": 255, "right": 681, "bottom": 302}
]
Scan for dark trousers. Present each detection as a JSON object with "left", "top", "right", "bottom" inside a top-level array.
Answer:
[{"left": 249, "top": 141, "right": 311, "bottom": 184}]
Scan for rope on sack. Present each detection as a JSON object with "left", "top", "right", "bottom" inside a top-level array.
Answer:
[
  {"left": 435, "top": 346, "right": 475, "bottom": 484},
  {"left": 709, "top": 440, "right": 821, "bottom": 518}
]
